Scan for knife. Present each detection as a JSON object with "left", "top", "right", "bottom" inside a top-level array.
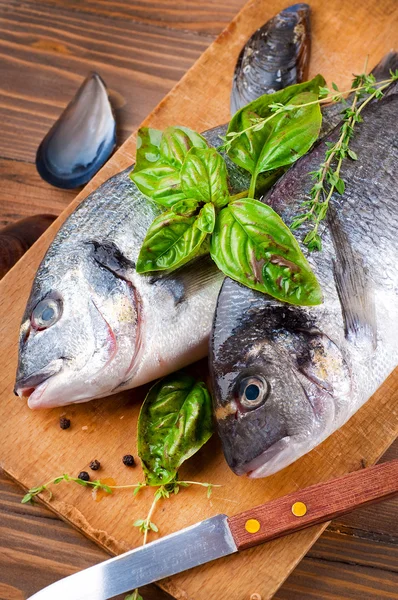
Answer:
[{"left": 28, "top": 459, "right": 398, "bottom": 600}]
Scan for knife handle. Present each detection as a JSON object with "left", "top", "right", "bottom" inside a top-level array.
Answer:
[{"left": 228, "top": 459, "right": 398, "bottom": 550}]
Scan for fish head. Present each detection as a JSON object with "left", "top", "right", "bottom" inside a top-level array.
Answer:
[
  {"left": 15, "top": 240, "right": 139, "bottom": 408},
  {"left": 210, "top": 280, "right": 350, "bottom": 478}
]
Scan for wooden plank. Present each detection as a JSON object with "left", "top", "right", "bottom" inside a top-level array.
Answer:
[
  {"left": 0, "top": 1, "right": 397, "bottom": 599},
  {"left": 0, "top": 0, "right": 213, "bottom": 163},
  {"left": 276, "top": 531, "right": 398, "bottom": 600},
  {"left": 34, "top": 0, "right": 246, "bottom": 35}
]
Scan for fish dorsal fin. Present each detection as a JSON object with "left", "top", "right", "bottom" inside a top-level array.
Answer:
[
  {"left": 328, "top": 208, "right": 377, "bottom": 349},
  {"left": 149, "top": 255, "right": 223, "bottom": 305},
  {"left": 87, "top": 240, "right": 135, "bottom": 280}
]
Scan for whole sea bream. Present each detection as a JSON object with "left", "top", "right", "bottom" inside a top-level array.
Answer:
[
  {"left": 210, "top": 75, "right": 398, "bottom": 478},
  {"left": 14, "top": 125, "right": 258, "bottom": 409}
]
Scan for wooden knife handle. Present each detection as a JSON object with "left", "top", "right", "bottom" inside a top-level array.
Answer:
[{"left": 228, "top": 460, "right": 398, "bottom": 550}]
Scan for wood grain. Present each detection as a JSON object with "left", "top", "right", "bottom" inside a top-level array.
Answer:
[
  {"left": 228, "top": 461, "right": 398, "bottom": 550},
  {"left": 0, "top": 0, "right": 213, "bottom": 164},
  {"left": 35, "top": 0, "right": 245, "bottom": 35},
  {"left": 276, "top": 531, "right": 398, "bottom": 600},
  {"left": 0, "top": 1, "right": 397, "bottom": 600}
]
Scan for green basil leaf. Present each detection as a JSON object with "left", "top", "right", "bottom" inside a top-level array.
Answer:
[
  {"left": 210, "top": 199, "right": 322, "bottom": 306},
  {"left": 138, "top": 373, "right": 213, "bottom": 486},
  {"left": 131, "top": 165, "right": 185, "bottom": 207},
  {"left": 131, "top": 126, "right": 208, "bottom": 205},
  {"left": 197, "top": 202, "right": 216, "bottom": 234},
  {"left": 160, "top": 127, "right": 208, "bottom": 168},
  {"left": 253, "top": 92, "right": 322, "bottom": 175},
  {"left": 136, "top": 209, "right": 208, "bottom": 273},
  {"left": 181, "top": 147, "right": 230, "bottom": 207},
  {"left": 227, "top": 75, "right": 325, "bottom": 174},
  {"left": 133, "top": 127, "right": 163, "bottom": 171},
  {"left": 171, "top": 198, "right": 199, "bottom": 216}
]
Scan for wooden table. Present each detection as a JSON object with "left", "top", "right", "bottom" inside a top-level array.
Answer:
[{"left": 0, "top": 1, "right": 397, "bottom": 598}]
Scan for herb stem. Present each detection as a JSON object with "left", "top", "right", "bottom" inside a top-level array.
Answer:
[
  {"left": 175, "top": 480, "right": 221, "bottom": 488},
  {"left": 143, "top": 493, "right": 160, "bottom": 546},
  {"left": 248, "top": 176, "right": 257, "bottom": 199},
  {"left": 230, "top": 190, "right": 249, "bottom": 201},
  {"left": 107, "top": 483, "right": 145, "bottom": 490}
]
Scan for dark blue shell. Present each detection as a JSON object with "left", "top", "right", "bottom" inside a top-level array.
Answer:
[
  {"left": 36, "top": 73, "right": 117, "bottom": 189},
  {"left": 231, "top": 4, "right": 311, "bottom": 114}
]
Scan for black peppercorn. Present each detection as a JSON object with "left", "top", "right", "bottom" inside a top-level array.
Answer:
[
  {"left": 59, "top": 417, "right": 71, "bottom": 430},
  {"left": 89, "top": 460, "right": 101, "bottom": 471},
  {"left": 122, "top": 454, "right": 135, "bottom": 467},
  {"left": 78, "top": 471, "right": 90, "bottom": 481}
]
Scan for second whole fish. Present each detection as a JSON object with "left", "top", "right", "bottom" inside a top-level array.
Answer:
[{"left": 210, "top": 60, "right": 398, "bottom": 478}]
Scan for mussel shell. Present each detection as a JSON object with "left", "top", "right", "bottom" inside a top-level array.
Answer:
[
  {"left": 36, "top": 73, "right": 116, "bottom": 189},
  {"left": 231, "top": 3, "right": 311, "bottom": 114}
]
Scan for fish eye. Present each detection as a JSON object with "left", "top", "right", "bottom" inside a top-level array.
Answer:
[
  {"left": 31, "top": 298, "right": 62, "bottom": 330},
  {"left": 238, "top": 375, "right": 270, "bottom": 410}
]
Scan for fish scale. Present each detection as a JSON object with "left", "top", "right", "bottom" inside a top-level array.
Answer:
[{"left": 210, "top": 81, "right": 398, "bottom": 478}]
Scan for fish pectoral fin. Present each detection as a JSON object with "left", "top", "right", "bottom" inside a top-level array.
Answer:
[
  {"left": 87, "top": 240, "right": 135, "bottom": 281},
  {"left": 150, "top": 255, "right": 224, "bottom": 305},
  {"left": 329, "top": 208, "right": 377, "bottom": 348}
]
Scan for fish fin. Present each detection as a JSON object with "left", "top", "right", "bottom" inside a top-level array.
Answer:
[
  {"left": 150, "top": 255, "right": 223, "bottom": 305},
  {"left": 87, "top": 240, "right": 135, "bottom": 280},
  {"left": 328, "top": 208, "right": 377, "bottom": 348}
]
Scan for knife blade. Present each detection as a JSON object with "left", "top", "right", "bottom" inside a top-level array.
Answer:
[{"left": 28, "top": 459, "right": 398, "bottom": 600}]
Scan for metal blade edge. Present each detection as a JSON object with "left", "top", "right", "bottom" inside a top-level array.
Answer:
[{"left": 28, "top": 514, "right": 238, "bottom": 600}]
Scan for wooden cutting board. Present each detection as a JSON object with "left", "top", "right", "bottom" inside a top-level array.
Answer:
[{"left": 0, "top": 0, "right": 397, "bottom": 598}]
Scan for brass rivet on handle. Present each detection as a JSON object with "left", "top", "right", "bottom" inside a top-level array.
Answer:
[
  {"left": 292, "top": 501, "right": 307, "bottom": 517},
  {"left": 245, "top": 518, "right": 261, "bottom": 533}
]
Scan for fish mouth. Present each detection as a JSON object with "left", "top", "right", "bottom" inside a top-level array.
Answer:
[
  {"left": 244, "top": 436, "right": 294, "bottom": 478},
  {"left": 14, "top": 359, "right": 63, "bottom": 407}
]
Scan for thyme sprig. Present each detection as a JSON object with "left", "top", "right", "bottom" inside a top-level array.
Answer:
[
  {"left": 219, "top": 75, "right": 397, "bottom": 154},
  {"left": 21, "top": 473, "right": 114, "bottom": 503},
  {"left": 22, "top": 474, "right": 218, "bottom": 507},
  {"left": 291, "top": 69, "right": 398, "bottom": 249}
]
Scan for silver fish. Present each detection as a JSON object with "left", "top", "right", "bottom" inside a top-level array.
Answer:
[
  {"left": 15, "top": 125, "right": 253, "bottom": 409},
  {"left": 210, "top": 64, "right": 398, "bottom": 478},
  {"left": 231, "top": 3, "right": 310, "bottom": 114}
]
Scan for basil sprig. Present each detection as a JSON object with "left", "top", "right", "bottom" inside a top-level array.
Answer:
[
  {"left": 133, "top": 128, "right": 229, "bottom": 272},
  {"left": 138, "top": 373, "right": 213, "bottom": 486},
  {"left": 131, "top": 79, "right": 326, "bottom": 306}
]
